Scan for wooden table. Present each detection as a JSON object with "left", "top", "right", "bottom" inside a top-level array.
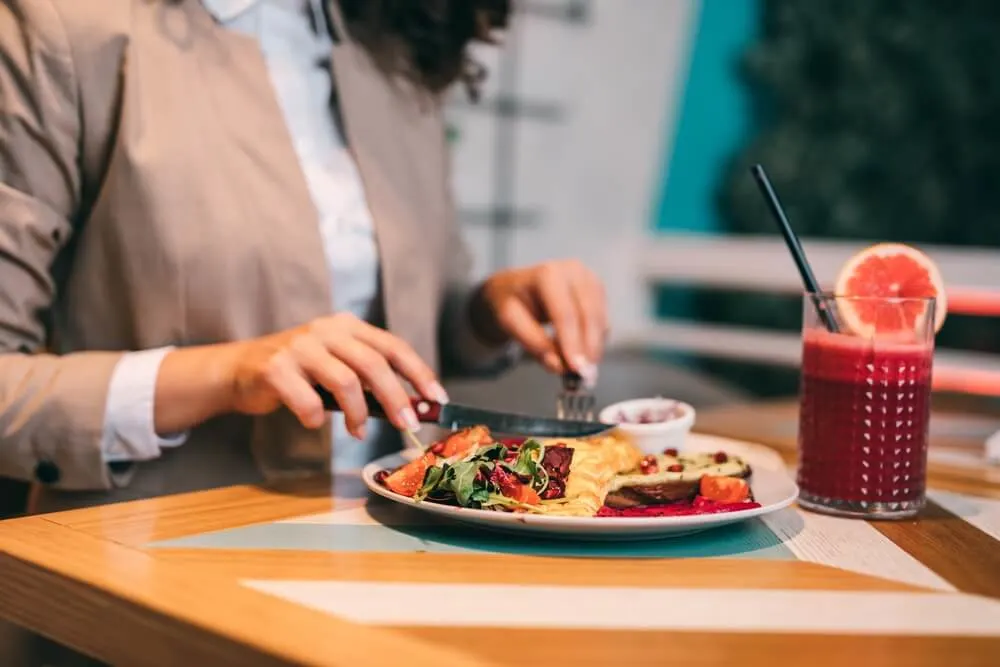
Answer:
[{"left": 1, "top": 406, "right": 999, "bottom": 666}]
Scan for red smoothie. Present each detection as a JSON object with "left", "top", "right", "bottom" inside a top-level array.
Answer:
[{"left": 797, "top": 329, "right": 932, "bottom": 515}]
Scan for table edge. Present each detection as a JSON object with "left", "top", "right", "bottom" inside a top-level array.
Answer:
[{"left": 0, "top": 517, "right": 494, "bottom": 667}]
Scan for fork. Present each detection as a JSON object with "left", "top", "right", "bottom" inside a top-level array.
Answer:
[{"left": 556, "top": 370, "right": 596, "bottom": 422}]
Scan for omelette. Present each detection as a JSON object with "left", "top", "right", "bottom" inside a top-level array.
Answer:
[
  {"left": 534, "top": 433, "right": 643, "bottom": 517},
  {"left": 377, "top": 427, "right": 643, "bottom": 516}
]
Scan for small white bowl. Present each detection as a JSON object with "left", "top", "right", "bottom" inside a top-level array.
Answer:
[{"left": 598, "top": 397, "right": 696, "bottom": 456}]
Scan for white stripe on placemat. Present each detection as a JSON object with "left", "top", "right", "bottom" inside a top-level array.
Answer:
[
  {"left": 929, "top": 490, "right": 1000, "bottom": 543},
  {"left": 243, "top": 580, "right": 1000, "bottom": 636},
  {"left": 759, "top": 508, "right": 954, "bottom": 592}
]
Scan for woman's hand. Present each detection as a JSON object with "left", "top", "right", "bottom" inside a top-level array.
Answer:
[
  {"left": 470, "top": 259, "right": 608, "bottom": 383},
  {"left": 154, "top": 313, "right": 448, "bottom": 438}
]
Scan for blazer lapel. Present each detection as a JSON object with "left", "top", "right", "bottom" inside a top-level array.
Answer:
[{"left": 322, "top": 1, "right": 450, "bottom": 370}]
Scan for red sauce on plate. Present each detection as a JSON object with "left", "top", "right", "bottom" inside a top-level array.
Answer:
[{"left": 596, "top": 497, "right": 761, "bottom": 518}]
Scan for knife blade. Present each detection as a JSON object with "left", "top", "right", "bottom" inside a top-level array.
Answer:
[{"left": 312, "top": 385, "right": 611, "bottom": 438}]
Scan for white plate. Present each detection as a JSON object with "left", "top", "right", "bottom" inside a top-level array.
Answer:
[{"left": 362, "top": 433, "right": 799, "bottom": 540}]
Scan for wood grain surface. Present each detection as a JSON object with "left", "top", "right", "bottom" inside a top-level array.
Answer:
[
  {"left": 396, "top": 627, "right": 1000, "bottom": 667},
  {"left": 0, "top": 402, "right": 997, "bottom": 666},
  {"left": 44, "top": 476, "right": 340, "bottom": 545},
  {"left": 872, "top": 501, "right": 1000, "bottom": 599},
  {"left": 0, "top": 518, "right": 491, "bottom": 667},
  {"left": 150, "top": 548, "right": 929, "bottom": 591}
]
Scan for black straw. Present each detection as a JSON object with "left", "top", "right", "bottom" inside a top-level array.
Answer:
[{"left": 750, "top": 164, "right": 840, "bottom": 333}]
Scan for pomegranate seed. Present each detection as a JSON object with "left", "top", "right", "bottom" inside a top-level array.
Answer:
[
  {"left": 714, "top": 452, "right": 729, "bottom": 463},
  {"left": 667, "top": 464, "right": 683, "bottom": 473},
  {"left": 663, "top": 448, "right": 678, "bottom": 457},
  {"left": 373, "top": 470, "right": 389, "bottom": 485},
  {"left": 639, "top": 455, "right": 659, "bottom": 474},
  {"left": 430, "top": 442, "right": 445, "bottom": 455}
]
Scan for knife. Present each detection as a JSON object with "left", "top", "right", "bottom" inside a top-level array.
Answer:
[{"left": 312, "top": 385, "right": 611, "bottom": 438}]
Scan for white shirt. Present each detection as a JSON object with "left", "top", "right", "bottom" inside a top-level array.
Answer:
[{"left": 100, "top": 0, "right": 383, "bottom": 474}]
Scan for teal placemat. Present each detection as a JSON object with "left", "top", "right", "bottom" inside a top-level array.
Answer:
[{"left": 150, "top": 498, "right": 795, "bottom": 560}]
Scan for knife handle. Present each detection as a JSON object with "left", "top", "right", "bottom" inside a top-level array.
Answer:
[{"left": 311, "top": 384, "right": 443, "bottom": 423}]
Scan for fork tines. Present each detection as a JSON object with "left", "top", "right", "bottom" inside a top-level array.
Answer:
[{"left": 557, "top": 370, "right": 595, "bottom": 422}]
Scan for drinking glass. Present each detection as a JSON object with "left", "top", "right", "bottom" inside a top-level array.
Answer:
[{"left": 796, "top": 293, "right": 936, "bottom": 519}]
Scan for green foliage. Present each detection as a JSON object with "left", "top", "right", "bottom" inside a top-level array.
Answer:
[
  {"left": 720, "top": 0, "right": 1000, "bottom": 245},
  {"left": 705, "top": 0, "right": 1000, "bottom": 394}
]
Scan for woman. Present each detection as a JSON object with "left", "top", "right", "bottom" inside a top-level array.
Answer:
[{"left": 0, "top": 0, "right": 608, "bottom": 514}]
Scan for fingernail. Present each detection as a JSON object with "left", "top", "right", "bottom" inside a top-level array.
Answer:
[
  {"left": 353, "top": 423, "right": 368, "bottom": 440},
  {"left": 572, "top": 355, "right": 598, "bottom": 389},
  {"left": 429, "top": 382, "right": 450, "bottom": 404},
  {"left": 399, "top": 406, "right": 421, "bottom": 432}
]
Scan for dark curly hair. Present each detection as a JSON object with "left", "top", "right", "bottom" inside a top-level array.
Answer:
[{"left": 338, "top": 0, "right": 512, "bottom": 100}]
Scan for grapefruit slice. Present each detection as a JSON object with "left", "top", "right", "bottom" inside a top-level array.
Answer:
[{"left": 834, "top": 243, "right": 946, "bottom": 337}]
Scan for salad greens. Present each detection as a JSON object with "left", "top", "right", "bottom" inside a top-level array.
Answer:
[{"left": 413, "top": 439, "right": 552, "bottom": 509}]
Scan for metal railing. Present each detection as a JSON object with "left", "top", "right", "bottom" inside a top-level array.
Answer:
[{"left": 631, "top": 234, "right": 1000, "bottom": 396}]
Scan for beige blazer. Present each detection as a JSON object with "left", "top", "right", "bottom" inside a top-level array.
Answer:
[{"left": 0, "top": 0, "right": 505, "bottom": 511}]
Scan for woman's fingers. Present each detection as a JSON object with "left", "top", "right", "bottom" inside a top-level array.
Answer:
[
  {"left": 288, "top": 334, "right": 368, "bottom": 437},
  {"left": 567, "top": 262, "right": 608, "bottom": 365},
  {"left": 494, "top": 297, "right": 564, "bottom": 373},
  {"left": 352, "top": 322, "right": 449, "bottom": 404},
  {"left": 536, "top": 264, "right": 591, "bottom": 380},
  {"left": 239, "top": 313, "right": 443, "bottom": 436},
  {"left": 262, "top": 349, "right": 326, "bottom": 429},
  {"left": 323, "top": 333, "right": 420, "bottom": 434},
  {"left": 250, "top": 314, "right": 448, "bottom": 439},
  {"left": 484, "top": 261, "right": 605, "bottom": 380}
]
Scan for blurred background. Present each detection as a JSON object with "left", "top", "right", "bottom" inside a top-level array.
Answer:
[{"left": 445, "top": 0, "right": 1000, "bottom": 400}]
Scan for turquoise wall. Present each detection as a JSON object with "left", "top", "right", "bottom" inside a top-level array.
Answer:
[
  {"left": 650, "top": 0, "right": 760, "bottom": 348},
  {"left": 653, "top": 0, "right": 760, "bottom": 235}
]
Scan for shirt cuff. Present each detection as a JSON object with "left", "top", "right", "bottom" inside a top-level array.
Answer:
[{"left": 101, "top": 347, "right": 189, "bottom": 466}]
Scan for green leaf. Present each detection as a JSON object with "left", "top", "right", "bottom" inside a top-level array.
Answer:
[
  {"left": 469, "top": 485, "right": 490, "bottom": 504},
  {"left": 447, "top": 460, "right": 482, "bottom": 507},
  {"left": 510, "top": 440, "right": 541, "bottom": 477},
  {"left": 414, "top": 465, "right": 445, "bottom": 501},
  {"left": 509, "top": 440, "right": 549, "bottom": 490},
  {"left": 476, "top": 443, "right": 504, "bottom": 461}
]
